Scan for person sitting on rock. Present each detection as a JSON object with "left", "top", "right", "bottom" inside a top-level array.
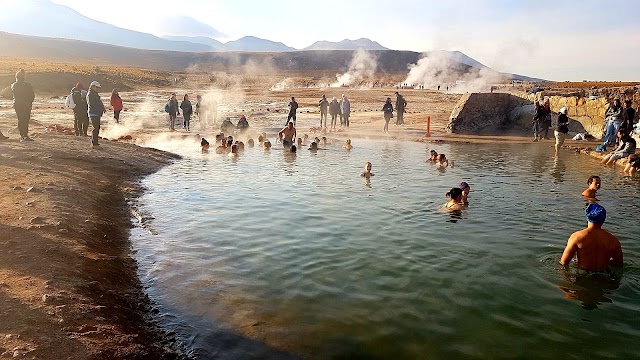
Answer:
[{"left": 601, "top": 129, "right": 636, "bottom": 165}]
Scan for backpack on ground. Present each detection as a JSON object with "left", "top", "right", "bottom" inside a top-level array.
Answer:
[{"left": 64, "top": 93, "right": 76, "bottom": 109}]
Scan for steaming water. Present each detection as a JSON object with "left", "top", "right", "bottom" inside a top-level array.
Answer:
[{"left": 131, "top": 139, "right": 640, "bottom": 359}]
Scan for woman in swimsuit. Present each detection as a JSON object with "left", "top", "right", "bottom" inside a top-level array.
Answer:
[
  {"left": 343, "top": 139, "right": 353, "bottom": 150},
  {"left": 428, "top": 150, "right": 438, "bottom": 162},
  {"left": 444, "top": 188, "right": 465, "bottom": 211}
]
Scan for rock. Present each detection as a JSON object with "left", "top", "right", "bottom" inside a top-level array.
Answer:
[{"left": 30, "top": 216, "right": 45, "bottom": 224}]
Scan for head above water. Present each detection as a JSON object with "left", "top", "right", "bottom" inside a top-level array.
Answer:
[
  {"left": 364, "top": 162, "right": 372, "bottom": 172},
  {"left": 459, "top": 182, "right": 470, "bottom": 190},
  {"left": 446, "top": 187, "right": 463, "bottom": 201},
  {"left": 585, "top": 203, "right": 606, "bottom": 224}
]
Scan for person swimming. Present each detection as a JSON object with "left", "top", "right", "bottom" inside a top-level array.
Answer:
[
  {"left": 360, "top": 162, "right": 374, "bottom": 178},
  {"left": 308, "top": 141, "right": 318, "bottom": 151},
  {"left": 296, "top": 137, "right": 303, "bottom": 148},
  {"left": 343, "top": 139, "right": 353, "bottom": 150},
  {"left": 459, "top": 182, "right": 470, "bottom": 204},
  {"left": 201, "top": 138, "right": 210, "bottom": 154},
  {"left": 444, "top": 187, "right": 465, "bottom": 211},
  {"left": 228, "top": 144, "right": 239, "bottom": 158},
  {"left": 428, "top": 150, "right": 438, "bottom": 162},
  {"left": 560, "top": 203, "right": 623, "bottom": 272},
  {"left": 290, "top": 145, "right": 297, "bottom": 153},
  {"left": 321, "top": 136, "right": 329, "bottom": 146},
  {"left": 247, "top": 138, "right": 255, "bottom": 147},
  {"left": 581, "top": 175, "right": 601, "bottom": 199},
  {"left": 436, "top": 153, "right": 449, "bottom": 168},
  {"left": 263, "top": 140, "right": 272, "bottom": 150}
]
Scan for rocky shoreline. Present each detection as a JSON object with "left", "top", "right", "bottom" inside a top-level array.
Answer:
[{"left": 0, "top": 131, "right": 186, "bottom": 359}]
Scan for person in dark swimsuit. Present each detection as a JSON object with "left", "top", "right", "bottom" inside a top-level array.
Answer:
[{"left": 444, "top": 188, "right": 465, "bottom": 211}]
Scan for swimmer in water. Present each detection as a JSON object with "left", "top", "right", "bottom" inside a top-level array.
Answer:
[
  {"left": 560, "top": 203, "right": 623, "bottom": 272},
  {"left": 360, "top": 162, "right": 374, "bottom": 178},
  {"left": 308, "top": 141, "right": 318, "bottom": 151},
  {"left": 436, "top": 153, "right": 449, "bottom": 168},
  {"left": 290, "top": 145, "right": 297, "bottom": 153},
  {"left": 303, "top": 134, "right": 309, "bottom": 145},
  {"left": 228, "top": 144, "right": 238, "bottom": 158},
  {"left": 428, "top": 150, "right": 438, "bottom": 162},
  {"left": 278, "top": 121, "right": 296, "bottom": 148},
  {"left": 322, "top": 136, "right": 329, "bottom": 146},
  {"left": 201, "top": 138, "right": 210, "bottom": 154},
  {"left": 459, "top": 182, "right": 470, "bottom": 204},
  {"left": 444, "top": 187, "right": 465, "bottom": 211},
  {"left": 247, "top": 138, "right": 255, "bottom": 147},
  {"left": 581, "top": 175, "right": 601, "bottom": 200},
  {"left": 343, "top": 139, "right": 353, "bottom": 150},
  {"left": 263, "top": 140, "right": 272, "bottom": 150}
]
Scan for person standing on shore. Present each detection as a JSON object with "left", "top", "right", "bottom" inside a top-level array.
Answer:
[
  {"left": 540, "top": 97, "right": 552, "bottom": 140},
  {"left": 180, "top": 94, "right": 193, "bottom": 131},
  {"left": 287, "top": 96, "right": 298, "bottom": 125},
  {"left": 11, "top": 69, "right": 35, "bottom": 141},
  {"left": 110, "top": 88, "right": 123, "bottom": 124},
  {"left": 560, "top": 203, "right": 623, "bottom": 272},
  {"left": 532, "top": 101, "right": 543, "bottom": 141},
  {"left": 329, "top": 96, "right": 340, "bottom": 129},
  {"left": 167, "top": 93, "right": 180, "bottom": 131},
  {"left": 554, "top": 107, "right": 569, "bottom": 156},
  {"left": 622, "top": 99, "right": 636, "bottom": 133},
  {"left": 382, "top": 97, "right": 393, "bottom": 133},
  {"left": 341, "top": 95, "right": 351, "bottom": 127},
  {"left": 395, "top": 91, "right": 407, "bottom": 125},
  {"left": 602, "top": 98, "right": 623, "bottom": 146},
  {"left": 86, "top": 81, "right": 106, "bottom": 147},
  {"left": 319, "top": 95, "right": 329, "bottom": 128},
  {"left": 71, "top": 83, "right": 89, "bottom": 136}
]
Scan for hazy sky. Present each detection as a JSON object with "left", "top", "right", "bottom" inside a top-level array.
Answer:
[{"left": 47, "top": 0, "right": 640, "bottom": 81}]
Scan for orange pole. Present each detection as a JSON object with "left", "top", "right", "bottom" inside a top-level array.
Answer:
[{"left": 426, "top": 116, "right": 431, "bottom": 137}]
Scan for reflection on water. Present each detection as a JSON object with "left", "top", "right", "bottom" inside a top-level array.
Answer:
[
  {"left": 133, "top": 140, "right": 640, "bottom": 359},
  {"left": 558, "top": 268, "right": 622, "bottom": 310}
]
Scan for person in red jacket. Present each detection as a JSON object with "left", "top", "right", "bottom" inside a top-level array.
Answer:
[{"left": 110, "top": 88, "right": 123, "bottom": 123}]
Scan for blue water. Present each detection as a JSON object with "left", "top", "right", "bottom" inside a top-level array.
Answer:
[{"left": 131, "top": 138, "right": 640, "bottom": 359}]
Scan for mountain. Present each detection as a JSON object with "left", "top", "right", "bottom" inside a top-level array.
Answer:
[
  {"left": 304, "top": 38, "right": 389, "bottom": 51},
  {"left": 0, "top": 0, "right": 210, "bottom": 52},
  {"left": 222, "top": 36, "right": 295, "bottom": 52},
  {"left": 162, "top": 35, "right": 224, "bottom": 50},
  {"left": 429, "top": 50, "right": 487, "bottom": 69}
]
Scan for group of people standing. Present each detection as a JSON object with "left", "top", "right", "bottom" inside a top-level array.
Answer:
[
  {"left": 66, "top": 81, "right": 121, "bottom": 147},
  {"left": 166, "top": 93, "right": 218, "bottom": 131},
  {"left": 316, "top": 94, "right": 351, "bottom": 128},
  {"left": 381, "top": 92, "right": 408, "bottom": 133}
]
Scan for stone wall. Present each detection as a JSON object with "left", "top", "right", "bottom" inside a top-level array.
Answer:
[
  {"left": 521, "top": 93, "right": 608, "bottom": 138},
  {"left": 447, "top": 93, "right": 529, "bottom": 134}
]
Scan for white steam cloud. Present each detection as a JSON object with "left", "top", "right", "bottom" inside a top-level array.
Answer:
[
  {"left": 331, "top": 49, "right": 377, "bottom": 88},
  {"left": 403, "top": 51, "right": 505, "bottom": 93}
]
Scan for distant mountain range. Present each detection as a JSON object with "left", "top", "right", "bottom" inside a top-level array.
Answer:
[
  {"left": 0, "top": 0, "right": 543, "bottom": 81},
  {"left": 0, "top": 0, "right": 389, "bottom": 53}
]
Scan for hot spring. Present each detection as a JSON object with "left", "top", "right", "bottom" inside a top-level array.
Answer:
[{"left": 130, "top": 138, "right": 640, "bottom": 359}]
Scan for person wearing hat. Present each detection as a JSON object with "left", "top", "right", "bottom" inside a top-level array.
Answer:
[
  {"left": 11, "top": 69, "right": 35, "bottom": 141},
  {"left": 560, "top": 203, "right": 623, "bottom": 272},
  {"left": 554, "top": 107, "right": 569, "bottom": 156},
  {"left": 70, "top": 82, "right": 89, "bottom": 136},
  {"left": 86, "top": 81, "right": 106, "bottom": 147}
]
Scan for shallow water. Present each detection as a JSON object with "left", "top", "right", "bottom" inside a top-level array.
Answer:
[{"left": 132, "top": 139, "right": 640, "bottom": 359}]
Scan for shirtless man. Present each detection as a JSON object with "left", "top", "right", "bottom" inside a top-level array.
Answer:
[
  {"left": 560, "top": 203, "right": 623, "bottom": 271},
  {"left": 278, "top": 121, "right": 296, "bottom": 148},
  {"left": 581, "top": 175, "right": 601, "bottom": 199}
]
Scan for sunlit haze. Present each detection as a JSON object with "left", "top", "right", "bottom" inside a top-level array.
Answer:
[{"left": 4, "top": 0, "right": 639, "bottom": 81}]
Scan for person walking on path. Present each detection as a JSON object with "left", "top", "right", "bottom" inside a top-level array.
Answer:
[
  {"left": 329, "top": 96, "right": 340, "bottom": 129},
  {"left": 395, "top": 91, "right": 407, "bottom": 125},
  {"left": 180, "top": 94, "right": 193, "bottom": 131},
  {"left": 110, "top": 89, "right": 123, "bottom": 124},
  {"left": 382, "top": 97, "right": 393, "bottom": 133},
  {"left": 71, "top": 82, "right": 89, "bottom": 136},
  {"left": 11, "top": 69, "right": 35, "bottom": 141},
  {"left": 341, "top": 95, "right": 351, "bottom": 128},
  {"left": 86, "top": 81, "right": 106, "bottom": 147},
  {"left": 319, "top": 95, "right": 329, "bottom": 128},
  {"left": 167, "top": 93, "right": 180, "bottom": 131},
  {"left": 287, "top": 96, "right": 299, "bottom": 125}
]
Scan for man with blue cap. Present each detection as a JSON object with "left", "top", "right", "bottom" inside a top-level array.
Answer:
[{"left": 560, "top": 204, "right": 623, "bottom": 271}]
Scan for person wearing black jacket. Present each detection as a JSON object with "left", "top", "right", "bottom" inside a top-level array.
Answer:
[
  {"left": 168, "top": 93, "right": 180, "bottom": 131},
  {"left": 532, "top": 101, "right": 543, "bottom": 141},
  {"left": 86, "top": 81, "right": 106, "bottom": 147},
  {"left": 287, "top": 97, "right": 298, "bottom": 125},
  {"left": 622, "top": 99, "right": 636, "bottom": 133},
  {"left": 180, "top": 94, "right": 193, "bottom": 131},
  {"left": 555, "top": 107, "right": 569, "bottom": 156},
  {"left": 11, "top": 69, "right": 35, "bottom": 141},
  {"left": 329, "top": 97, "right": 340, "bottom": 129},
  {"left": 71, "top": 82, "right": 89, "bottom": 136}
]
